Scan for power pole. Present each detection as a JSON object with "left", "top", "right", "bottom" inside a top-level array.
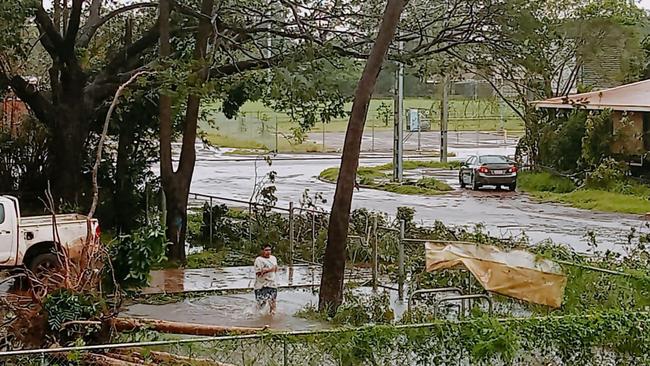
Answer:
[
  {"left": 393, "top": 42, "right": 404, "bottom": 182},
  {"left": 440, "top": 75, "right": 449, "bottom": 163}
]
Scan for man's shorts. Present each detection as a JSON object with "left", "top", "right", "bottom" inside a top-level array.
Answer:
[{"left": 255, "top": 287, "right": 278, "bottom": 303}]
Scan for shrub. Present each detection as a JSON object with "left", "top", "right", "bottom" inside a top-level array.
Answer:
[
  {"left": 415, "top": 177, "right": 453, "bottom": 191},
  {"left": 0, "top": 117, "right": 48, "bottom": 193},
  {"left": 109, "top": 225, "right": 168, "bottom": 288},
  {"left": 585, "top": 158, "right": 629, "bottom": 192},
  {"left": 517, "top": 171, "right": 576, "bottom": 193}
]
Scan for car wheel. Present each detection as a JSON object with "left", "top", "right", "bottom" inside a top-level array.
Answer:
[
  {"left": 459, "top": 173, "right": 466, "bottom": 188},
  {"left": 29, "top": 253, "right": 60, "bottom": 276},
  {"left": 509, "top": 182, "right": 517, "bottom": 191},
  {"left": 472, "top": 174, "right": 480, "bottom": 191}
]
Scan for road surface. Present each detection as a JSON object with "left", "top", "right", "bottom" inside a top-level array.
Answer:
[{"left": 185, "top": 131, "right": 647, "bottom": 253}]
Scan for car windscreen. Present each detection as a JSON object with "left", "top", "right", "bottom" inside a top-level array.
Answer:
[{"left": 479, "top": 155, "right": 508, "bottom": 164}]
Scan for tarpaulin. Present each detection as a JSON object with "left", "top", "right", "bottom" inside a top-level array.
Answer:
[{"left": 425, "top": 242, "right": 567, "bottom": 308}]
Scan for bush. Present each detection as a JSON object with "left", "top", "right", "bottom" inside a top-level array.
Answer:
[
  {"left": 109, "top": 226, "right": 168, "bottom": 288},
  {"left": 43, "top": 289, "right": 105, "bottom": 346},
  {"left": 584, "top": 158, "right": 629, "bottom": 192},
  {"left": 0, "top": 117, "right": 48, "bottom": 194},
  {"left": 517, "top": 171, "right": 576, "bottom": 193},
  {"left": 415, "top": 177, "right": 453, "bottom": 191},
  {"left": 538, "top": 110, "right": 586, "bottom": 172},
  {"left": 332, "top": 291, "right": 394, "bottom": 326}
]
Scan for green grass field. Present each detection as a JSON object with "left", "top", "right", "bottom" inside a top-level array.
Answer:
[
  {"left": 201, "top": 98, "right": 523, "bottom": 135},
  {"left": 319, "top": 160, "right": 459, "bottom": 196},
  {"left": 518, "top": 171, "right": 650, "bottom": 214}
]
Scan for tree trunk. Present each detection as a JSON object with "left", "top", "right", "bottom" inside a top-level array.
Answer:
[
  {"left": 109, "top": 317, "right": 264, "bottom": 336},
  {"left": 113, "top": 18, "right": 136, "bottom": 232},
  {"left": 114, "top": 120, "right": 135, "bottom": 232},
  {"left": 163, "top": 179, "right": 190, "bottom": 262},
  {"left": 158, "top": 0, "right": 213, "bottom": 262},
  {"left": 50, "top": 86, "right": 90, "bottom": 206},
  {"left": 318, "top": 0, "right": 405, "bottom": 314}
]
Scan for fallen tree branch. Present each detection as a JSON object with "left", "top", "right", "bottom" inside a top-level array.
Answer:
[
  {"left": 88, "top": 70, "right": 151, "bottom": 219},
  {"left": 110, "top": 317, "right": 266, "bottom": 336},
  {"left": 112, "top": 348, "right": 236, "bottom": 366},
  {"left": 84, "top": 353, "right": 145, "bottom": 366}
]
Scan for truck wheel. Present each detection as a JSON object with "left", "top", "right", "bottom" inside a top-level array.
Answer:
[{"left": 29, "top": 253, "right": 60, "bottom": 276}]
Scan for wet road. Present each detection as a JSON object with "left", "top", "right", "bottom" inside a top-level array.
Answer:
[{"left": 186, "top": 132, "right": 647, "bottom": 252}]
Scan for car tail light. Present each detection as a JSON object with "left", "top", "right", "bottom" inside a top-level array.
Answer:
[
  {"left": 509, "top": 166, "right": 518, "bottom": 173},
  {"left": 478, "top": 166, "right": 489, "bottom": 173},
  {"left": 95, "top": 224, "right": 101, "bottom": 240}
]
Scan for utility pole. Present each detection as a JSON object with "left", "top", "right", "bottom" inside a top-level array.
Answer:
[
  {"left": 393, "top": 41, "right": 404, "bottom": 182},
  {"left": 440, "top": 75, "right": 449, "bottom": 163}
]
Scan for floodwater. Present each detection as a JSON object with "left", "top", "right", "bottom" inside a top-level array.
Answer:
[
  {"left": 143, "top": 265, "right": 369, "bottom": 294},
  {"left": 181, "top": 131, "right": 648, "bottom": 253},
  {"left": 127, "top": 287, "right": 325, "bottom": 330},
  {"left": 128, "top": 268, "right": 497, "bottom": 331},
  {"left": 132, "top": 265, "right": 372, "bottom": 330}
]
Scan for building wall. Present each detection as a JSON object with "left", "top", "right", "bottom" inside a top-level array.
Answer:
[
  {"left": 0, "top": 96, "right": 28, "bottom": 135},
  {"left": 580, "top": 45, "right": 625, "bottom": 90},
  {"left": 611, "top": 111, "right": 645, "bottom": 155}
]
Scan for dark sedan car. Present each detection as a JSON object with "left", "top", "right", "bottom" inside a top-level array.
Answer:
[{"left": 459, "top": 154, "right": 518, "bottom": 191}]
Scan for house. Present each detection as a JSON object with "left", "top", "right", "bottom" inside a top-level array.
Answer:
[{"left": 534, "top": 79, "right": 650, "bottom": 163}]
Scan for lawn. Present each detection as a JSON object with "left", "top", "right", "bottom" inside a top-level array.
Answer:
[
  {"left": 319, "top": 160, "right": 460, "bottom": 196},
  {"left": 205, "top": 133, "right": 331, "bottom": 153},
  {"left": 518, "top": 171, "right": 650, "bottom": 214},
  {"left": 200, "top": 98, "right": 523, "bottom": 137}
]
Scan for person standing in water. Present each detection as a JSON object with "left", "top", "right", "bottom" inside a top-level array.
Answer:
[{"left": 254, "top": 244, "right": 278, "bottom": 315}]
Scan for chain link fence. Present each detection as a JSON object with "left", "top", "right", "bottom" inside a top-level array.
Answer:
[
  {"left": 2, "top": 312, "right": 649, "bottom": 365},
  {"left": 200, "top": 96, "right": 521, "bottom": 153},
  {"left": 184, "top": 193, "right": 390, "bottom": 270}
]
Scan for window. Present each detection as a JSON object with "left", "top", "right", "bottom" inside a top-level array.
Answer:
[
  {"left": 479, "top": 155, "right": 508, "bottom": 164},
  {"left": 0, "top": 204, "right": 4, "bottom": 225}
]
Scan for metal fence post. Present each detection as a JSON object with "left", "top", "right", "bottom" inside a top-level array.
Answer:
[
  {"left": 311, "top": 212, "right": 316, "bottom": 263},
  {"left": 161, "top": 189, "right": 167, "bottom": 231},
  {"left": 275, "top": 115, "right": 279, "bottom": 152},
  {"left": 145, "top": 183, "right": 150, "bottom": 226},
  {"left": 283, "top": 338, "right": 289, "bottom": 366},
  {"left": 372, "top": 215, "right": 378, "bottom": 291},
  {"left": 289, "top": 201, "right": 294, "bottom": 266},
  {"left": 398, "top": 219, "right": 405, "bottom": 300},
  {"left": 209, "top": 197, "right": 213, "bottom": 246},
  {"left": 248, "top": 202, "right": 252, "bottom": 245}
]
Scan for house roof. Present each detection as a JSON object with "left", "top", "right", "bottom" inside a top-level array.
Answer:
[{"left": 533, "top": 79, "right": 650, "bottom": 113}]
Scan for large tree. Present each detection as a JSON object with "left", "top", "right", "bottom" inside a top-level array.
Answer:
[
  {"left": 158, "top": 0, "right": 214, "bottom": 262},
  {"left": 318, "top": 0, "right": 405, "bottom": 313},
  {"left": 0, "top": 0, "right": 164, "bottom": 204}
]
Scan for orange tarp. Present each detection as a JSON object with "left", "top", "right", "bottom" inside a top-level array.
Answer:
[{"left": 425, "top": 242, "right": 567, "bottom": 308}]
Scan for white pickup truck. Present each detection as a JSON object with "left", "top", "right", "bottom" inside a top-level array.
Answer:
[{"left": 0, "top": 195, "right": 100, "bottom": 273}]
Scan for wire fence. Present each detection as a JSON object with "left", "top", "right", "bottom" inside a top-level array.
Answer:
[
  {"left": 2, "top": 312, "right": 649, "bottom": 365},
  {"left": 200, "top": 98, "right": 522, "bottom": 153}
]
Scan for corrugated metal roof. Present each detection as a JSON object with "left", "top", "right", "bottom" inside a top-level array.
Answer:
[{"left": 533, "top": 79, "right": 650, "bottom": 112}]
